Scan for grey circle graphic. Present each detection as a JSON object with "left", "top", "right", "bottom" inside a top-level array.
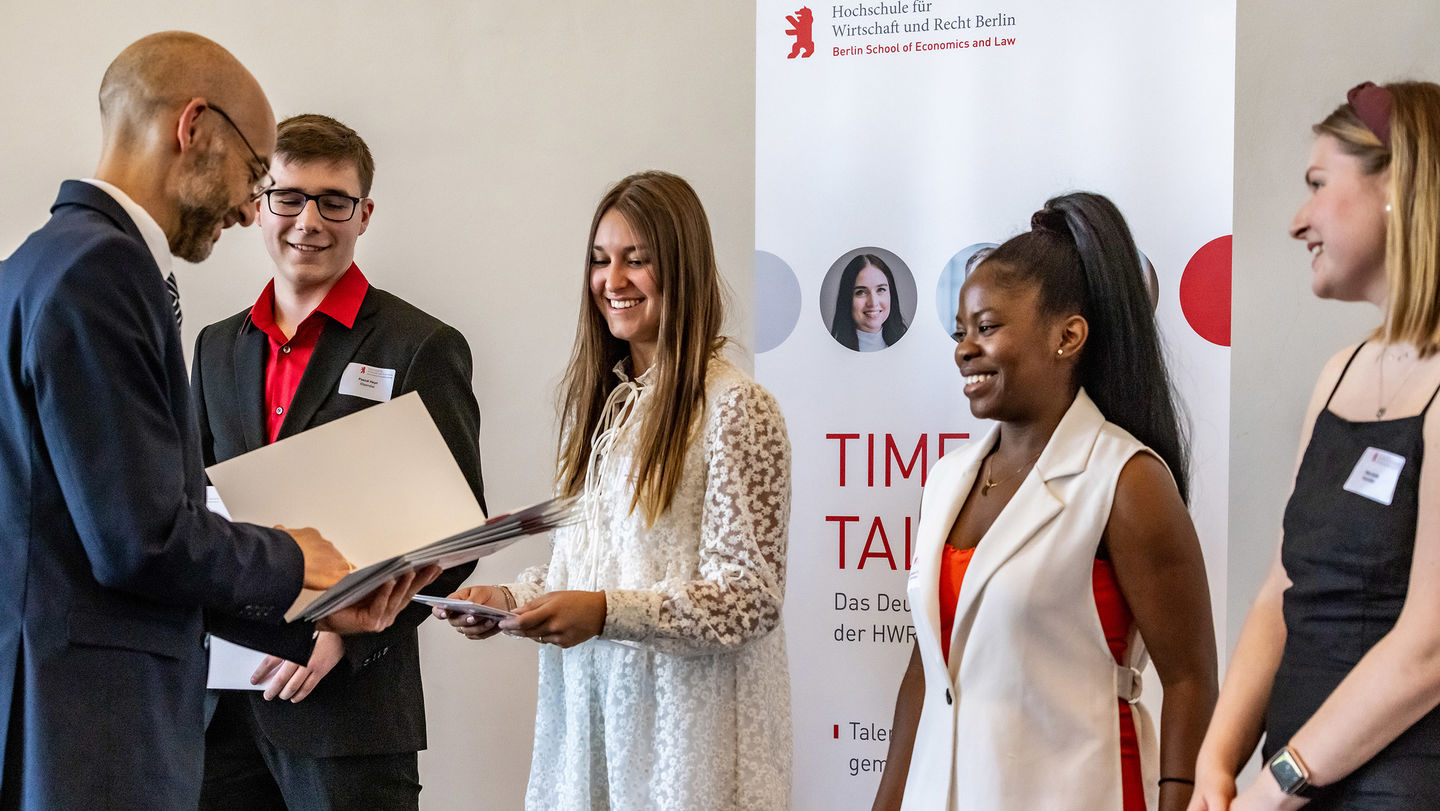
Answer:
[{"left": 755, "top": 250, "right": 802, "bottom": 353}]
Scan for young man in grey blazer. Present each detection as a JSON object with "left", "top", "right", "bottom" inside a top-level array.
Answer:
[{"left": 192, "top": 114, "right": 486, "bottom": 810}]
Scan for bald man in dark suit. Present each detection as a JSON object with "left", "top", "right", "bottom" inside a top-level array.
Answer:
[{"left": 0, "top": 33, "right": 434, "bottom": 810}]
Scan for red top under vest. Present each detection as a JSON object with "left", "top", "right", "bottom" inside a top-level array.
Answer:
[{"left": 939, "top": 544, "right": 1143, "bottom": 811}]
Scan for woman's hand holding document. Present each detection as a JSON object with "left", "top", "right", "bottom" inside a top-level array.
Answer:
[{"left": 421, "top": 588, "right": 512, "bottom": 640}]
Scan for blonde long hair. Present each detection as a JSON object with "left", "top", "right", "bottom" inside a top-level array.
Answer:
[
  {"left": 556, "top": 171, "right": 726, "bottom": 523},
  {"left": 1317, "top": 81, "right": 1440, "bottom": 353}
]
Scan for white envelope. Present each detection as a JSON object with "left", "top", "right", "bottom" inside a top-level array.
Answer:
[{"left": 205, "top": 486, "right": 265, "bottom": 690}]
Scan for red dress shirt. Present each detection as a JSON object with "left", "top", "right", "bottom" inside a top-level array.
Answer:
[{"left": 247, "top": 263, "right": 369, "bottom": 444}]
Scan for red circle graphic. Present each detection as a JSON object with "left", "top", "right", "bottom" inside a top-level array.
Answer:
[{"left": 1179, "top": 235, "right": 1231, "bottom": 347}]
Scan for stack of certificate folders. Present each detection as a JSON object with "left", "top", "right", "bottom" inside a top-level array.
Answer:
[{"left": 295, "top": 495, "right": 578, "bottom": 622}]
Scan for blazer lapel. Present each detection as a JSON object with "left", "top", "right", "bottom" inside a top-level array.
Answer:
[
  {"left": 947, "top": 390, "right": 1106, "bottom": 675},
  {"left": 912, "top": 425, "right": 997, "bottom": 667},
  {"left": 232, "top": 324, "right": 269, "bottom": 452},
  {"left": 277, "top": 310, "right": 375, "bottom": 440},
  {"left": 947, "top": 471, "right": 1062, "bottom": 677}
]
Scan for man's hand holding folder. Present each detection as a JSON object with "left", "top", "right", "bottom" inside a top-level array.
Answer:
[
  {"left": 283, "top": 523, "right": 444, "bottom": 633},
  {"left": 317, "top": 564, "right": 442, "bottom": 634}
]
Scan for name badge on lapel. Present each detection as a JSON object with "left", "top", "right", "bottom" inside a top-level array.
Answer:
[
  {"left": 338, "top": 362, "right": 395, "bottom": 403},
  {"left": 1342, "top": 446, "right": 1406, "bottom": 506}
]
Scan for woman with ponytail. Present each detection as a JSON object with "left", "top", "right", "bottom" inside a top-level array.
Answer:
[
  {"left": 1191, "top": 81, "right": 1440, "bottom": 811},
  {"left": 438, "top": 171, "right": 793, "bottom": 810},
  {"left": 872, "top": 192, "right": 1217, "bottom": 811}
]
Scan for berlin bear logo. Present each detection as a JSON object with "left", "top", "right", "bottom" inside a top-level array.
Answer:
[{"left": 786, "top": 6, "right": 814, "bottom": 58}]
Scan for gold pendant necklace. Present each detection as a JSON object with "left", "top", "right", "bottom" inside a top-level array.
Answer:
[{"left": 980, "top": 450, "right": 1043, "bottom": 496}]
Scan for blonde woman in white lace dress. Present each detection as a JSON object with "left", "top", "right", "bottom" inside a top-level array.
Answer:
[{"left": 438, "top": 171, "right": 792, "bottom": 810}]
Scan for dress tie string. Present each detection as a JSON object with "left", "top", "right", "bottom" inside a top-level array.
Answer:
[{"left": 578, "top": 379, "right": 643, "bottom": 588}]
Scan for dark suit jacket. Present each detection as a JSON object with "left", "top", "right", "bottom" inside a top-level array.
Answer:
[
  {"left": 0, "top": 182, "right": 308, "bottom": 809},
  {"left": 192, "top": 284, "right": 485, "bottom": 757}
]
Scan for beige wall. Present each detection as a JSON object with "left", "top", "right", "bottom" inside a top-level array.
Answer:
[{"left": 0, "top": 3, "right": 754, "bottom": 807}]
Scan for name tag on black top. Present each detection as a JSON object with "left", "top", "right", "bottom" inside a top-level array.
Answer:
[{"left": 1343, "top": 446, "right": 1406, "bottom": 506}]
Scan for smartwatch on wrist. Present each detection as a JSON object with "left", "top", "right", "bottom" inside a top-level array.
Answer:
[{"left": 1266, "top": 745, "right": 1319, "bottom": 798}]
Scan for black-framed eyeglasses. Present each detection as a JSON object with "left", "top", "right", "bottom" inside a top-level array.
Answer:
[
  {"left": 262, "top": 189, "right": 364, "bottom": 222},
  {"left": 208, "top": 103, "right": 274, "bottom": 201}
]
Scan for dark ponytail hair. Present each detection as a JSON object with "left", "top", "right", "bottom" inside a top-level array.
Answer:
[
  {"left": 983, "top": 192, "right": 1190, "bottom": 502},
  {"left": 829, "top": 254, "right": 909, "bottom": 350}
]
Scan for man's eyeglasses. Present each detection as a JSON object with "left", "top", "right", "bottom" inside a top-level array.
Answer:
[
  {"left": 262, "top": 190, "right": 364, "bottom": 222},
  {"left": 208, "top": 103, "right": 274, "bottom": 201}
]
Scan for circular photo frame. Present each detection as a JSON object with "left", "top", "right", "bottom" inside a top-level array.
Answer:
[
  {"left": 935, "top": 242, "right": 998, "bottom": 341},
  {"left": 818, "top": 247, "right": 917, "bottom": 353}
]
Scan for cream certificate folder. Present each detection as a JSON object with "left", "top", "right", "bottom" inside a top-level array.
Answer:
[{"left": 206, "top": 392, "right": 487, "bottom": 622}]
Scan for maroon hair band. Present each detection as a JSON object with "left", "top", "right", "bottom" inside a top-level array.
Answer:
[{"left": 1347, "top": 81, "right": 1393, "bottom": 147}]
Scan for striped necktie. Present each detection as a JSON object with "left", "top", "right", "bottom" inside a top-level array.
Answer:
[{"left": 164, "top": 272, "right": 182, "bottom": 329}]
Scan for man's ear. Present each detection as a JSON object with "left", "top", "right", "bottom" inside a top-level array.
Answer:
[
  {"left": 174, "top": 98, "right": 209, "bottom": 154},
  {"left": 356, "top": 198, "right": 376, "bottom": 236}
]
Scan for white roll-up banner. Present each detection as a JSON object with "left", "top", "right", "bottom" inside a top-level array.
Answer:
[{"left": 755, "top": 1, "right": 1235, "bottom": 804}]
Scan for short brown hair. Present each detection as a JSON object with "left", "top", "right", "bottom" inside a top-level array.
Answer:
[{"left": 274, "top": 114, "right": 375, "bottom": 196}]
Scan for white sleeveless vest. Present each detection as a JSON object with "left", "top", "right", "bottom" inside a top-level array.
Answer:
[{"left": 901, "top": 390, "right": 1160, "bottom": 810}]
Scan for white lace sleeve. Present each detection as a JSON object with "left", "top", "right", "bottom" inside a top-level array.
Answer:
[
  {"left": 506, "top": 563, "right": 549, "bottom": 606},
  {"left": 602, "top": 382, "right": 791, "bottom": 654},
  {"left": 508, "top": 502, "right": 563, "bottom": 604}
]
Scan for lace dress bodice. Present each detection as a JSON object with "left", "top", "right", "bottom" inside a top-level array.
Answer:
[{"left": 507, "top": 358, "right": 793, "bottom": 810}]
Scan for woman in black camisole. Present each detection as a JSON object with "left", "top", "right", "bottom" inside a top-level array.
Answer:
[{"left": 1191, "top": 81, "right": 1440, "bottom": 810}]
